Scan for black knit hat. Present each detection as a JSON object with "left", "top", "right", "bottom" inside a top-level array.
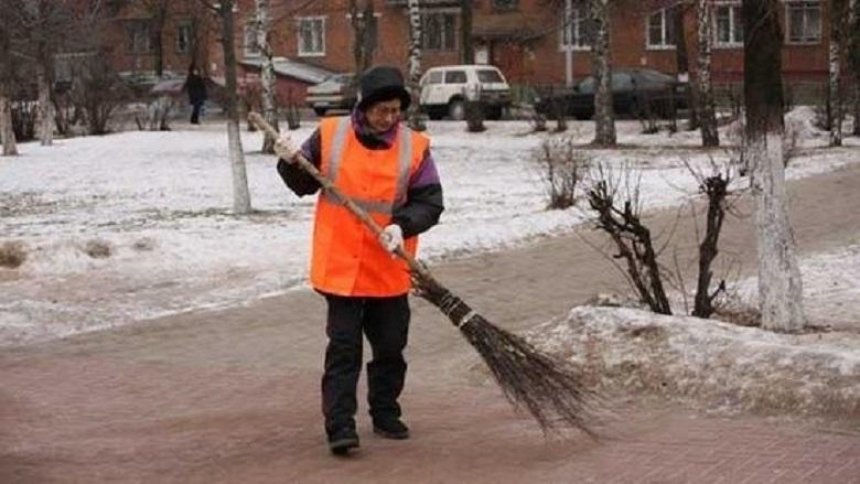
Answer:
[{"left": 356, "top": 65, "right": 411, "bottom": 112}]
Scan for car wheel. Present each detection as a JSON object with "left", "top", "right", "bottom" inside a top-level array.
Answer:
[
  {"left": 313, "top": 107, "right": 327, "bottom": 117},
  {"left": 447, "top": 99, "right": 465, "bottom": 121}
]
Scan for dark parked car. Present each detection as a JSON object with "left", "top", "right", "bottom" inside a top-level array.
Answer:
[
  {"left": 534, "top": 68, "right": 688, "bottom": 120},
  {"left": 306, "top": 73, "right": 357, "bottom": 116}
]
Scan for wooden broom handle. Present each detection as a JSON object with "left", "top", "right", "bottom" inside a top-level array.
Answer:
[{"left": 248, "top": 112, "right": 433, "bottom": 281}]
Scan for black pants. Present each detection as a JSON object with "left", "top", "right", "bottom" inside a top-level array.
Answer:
[
  {"left": 321, "top": 293, "right": 410, "bottom": 435},
  {"left": 190, "top": 101, "right": 203, "bottom": 124}
]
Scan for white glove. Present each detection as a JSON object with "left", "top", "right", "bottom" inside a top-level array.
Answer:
[
  {"left": 379, "top": 224, "right": 404, "bottom": 255},
  {"left": 274, "top": 132, "right": 297, "bottom": 162}
]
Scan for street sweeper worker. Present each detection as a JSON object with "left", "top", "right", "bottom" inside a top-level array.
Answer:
[{"left": 274, "top": 65, "right": 444, "bottom": 456}]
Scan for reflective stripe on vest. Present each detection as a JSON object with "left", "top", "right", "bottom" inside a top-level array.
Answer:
[{"left": 322, "top": 116, "right": 413, "bottom": 216}]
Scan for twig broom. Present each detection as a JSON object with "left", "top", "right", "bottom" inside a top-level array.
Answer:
[{"left": 249, "top": 112, "right": 596, "bottom": 435}]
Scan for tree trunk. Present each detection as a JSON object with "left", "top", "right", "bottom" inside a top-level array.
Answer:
[
  {"left": 406, "top": 0, "right": 425, "bottom": 131},
  {"left": 697, "top": 0, "right": 719, "bottom": 146},
  {"left": 219, "top": 0, "right": 252, "bottom": 214},
  {"left": 461, "top": 0, "right": 473, "bottom": 64},
  {"left": 673, "top": 5, "right": 697, "bottom": 130},
  {"left": 743, "top": 0, "right": 805, "bottom": 332},
  {"left": 350, "top": 0, "right": 377, "bottom": 75},
  {"left": 851, "top": 0, "right": 860, "bottom": 135},
  {"left": 0, "top": 94, "right": 17, "bottom": 156},
  {"left": 590, "top": 0, "right": 615, "bottom": 146},
  {"left": 37, "top": 64, "right": 54, "bottom": 146},
  {"left": 828, "top": 0, "right": 848, "bottom": 146},
  {"left": 256, "top": 0, "right": 279, "bottom": 154}
]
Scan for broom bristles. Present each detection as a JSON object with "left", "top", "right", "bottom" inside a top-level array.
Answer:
[{"left": 413, "top": 272, "right": 598, "bottom": 436}]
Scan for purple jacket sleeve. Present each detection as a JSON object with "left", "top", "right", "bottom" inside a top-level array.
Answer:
[
  {"left": 276, "top": 129, "right": 322, "bottom": 196},
  {"left": 392, "top": 147, "right": 444, "bottom": 238}
]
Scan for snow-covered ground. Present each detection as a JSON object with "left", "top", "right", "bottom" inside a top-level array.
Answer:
[{"left": 1, "top": 111, "right": 859, "bottom": 346}]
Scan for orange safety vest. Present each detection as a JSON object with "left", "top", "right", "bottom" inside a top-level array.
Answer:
[{"left": 311, "top": 116, "right": 429, "bottom": 297}]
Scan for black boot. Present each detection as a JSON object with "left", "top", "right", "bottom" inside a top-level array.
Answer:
[
  {"left": 328, "top": 427, "right": 360, "bottom": 455},
  {"left": 373, "top": 418, "right": 410, "bottom": 440}
]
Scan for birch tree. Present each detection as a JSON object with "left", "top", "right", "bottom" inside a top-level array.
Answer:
[
  {"left": 742, "top": 0, "right": 805, "bottom": 332},
  {"left": 406, "top": 0, "right": 426, "bottom": 131},
  {"left": 589, "top": 0, "right": 615, "bottom": 146},
  {"left": 201, "top": 0, "right": 252, "bottom": 214},
  {"left": 696, "top": 0, "right": 719, "bottom": 146},
  {"left": 828, "top": 0, "right": 849, "bottom": 146},
  {"left": 23, "top": 0, "right": 71, "bottom": 146},
  {"left": 254, "top": 0, "right": 279, "bottom": 154}
]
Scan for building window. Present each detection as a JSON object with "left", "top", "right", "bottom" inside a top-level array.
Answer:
[
  {"left": 177, "top": 22, "right": 193, "bottom": 54},
  {"left": 421, "top": 12, "right": 456, "bottom": 51},
  {"left": 126, "top": 20, "right": 151, "bottom": 54},
  {"left": 646, "top": 8, "right": 676, "bottom": 49},
  {"left": 713, "top": 3, "right": 743, "bottom": 47},
  {"left": 492, "top": 0, "right": 518, "bottom": 10},
  {"left": 559, "top": 5, "right": 591, "bottom": 51},
  {"left": 244, "top": 22, "right": 260, "bottom": 57},
  {"left": 786, "top": 1, "right": 821, "bottom": 44},
  {"left": 298, "top": 16, "right": 325, "bottom": 56}
]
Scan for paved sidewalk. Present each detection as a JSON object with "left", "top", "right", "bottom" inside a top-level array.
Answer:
[{"left": 2, "top": 165, "right": 860, "bottom": 483}]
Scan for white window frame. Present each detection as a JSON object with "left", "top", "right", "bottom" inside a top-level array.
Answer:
[
  {"left": 177, "top": 21, "right": 193, "bottom": 54},
  {"left": 646, "top": 8, "right": 676, "bottom": 50},
  {"left": 559, "top": 5, "right": 591, "bottom": 52},
  {"left": 712, "top": 2, "right": 743, "bottom": 48},
  {"left": 126, "top": 20, "right": 152, "bottom": 54},
  {"left": 244, "top": 22, "right": 260, "bottom": 57},
  {"left": 785, "top": 0, "right": 821, "bottom": 45},
  {"left": 297, "top": 16, "right": 326, "bottom": 57},
  {"left": 421, "top": 11, "right": 457, "bottom": 51}
]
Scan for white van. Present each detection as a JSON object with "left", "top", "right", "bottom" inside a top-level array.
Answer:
[{"left": 418, "top": 65, "right": 511, "bottom": 120}]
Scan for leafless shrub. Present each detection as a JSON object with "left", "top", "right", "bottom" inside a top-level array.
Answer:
[
  {"left": 584, "top": 164, "right": 672, "bottom": 314},
  {"left": 681, "top": 158, "right": 739, "bottom": 318},
  {"left": 532, "top": 135, "right": 590, "bottom": 210},
  {"left": 69, "top": 55, "right": 130, "bottom": 135},
  {"left": 0, "top": 241, "right": 27, "bottom": 268},
  {"left": 83, "top": 238, "right": 112, "bottom": 259}
]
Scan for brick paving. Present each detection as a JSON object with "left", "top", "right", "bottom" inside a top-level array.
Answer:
[{"left": 2, "top": 165, "right": 860, "bottom": 482}]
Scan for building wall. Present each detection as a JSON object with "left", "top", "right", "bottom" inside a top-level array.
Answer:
[{"left": 108, "top": 0, "right": 833, "bottom": 95}]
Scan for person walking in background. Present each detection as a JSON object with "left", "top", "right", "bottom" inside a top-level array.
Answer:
[
  {"left": 274, "top": 65, "right": 444, "bottom": 456},
  {"left": 184, "top": 66, "right": 207, "bottom": 124}
]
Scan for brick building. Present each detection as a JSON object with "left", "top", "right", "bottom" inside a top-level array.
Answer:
[{"left": 102, "top": 1, "right": 835, "bottom": 103}]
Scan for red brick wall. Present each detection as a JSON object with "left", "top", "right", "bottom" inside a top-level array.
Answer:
[{"left": 170, "top": 0, "right": 834, "bottom": 93}]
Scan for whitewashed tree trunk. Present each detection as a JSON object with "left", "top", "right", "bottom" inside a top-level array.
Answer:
[
  {"left": 590, "top": 0, "right": 615, "bottom": 146},
  {"left": 0, "top": 95, "right": 17, "bottom": 156},
  {"left": 255, "top": 0, "right": 279, "bottom": 154},
  {"left": 743, "top": 0, "right": 805, "bottom": 332},
  {"left": 214, "top": 0, "right": 252, "bottom": 213},
  {"left": 749, "top": 135, "right": 806, "bottom": 331},
  {"left": 406, "top": 0, "right": 425, "bottom": 131},
  {"left": 37, "top": 67, "right": 54, "bottom": 146},
  {"left": 828, "top": 0, "right": 847, "bottom": 146},
  {"left": 696, "top": 0, "right": 719, "bottom": 147}
]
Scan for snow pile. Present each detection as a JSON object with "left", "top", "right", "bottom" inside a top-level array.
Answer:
[{"left": 530, "top": 306, "right": 860, "bottom": 419}]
